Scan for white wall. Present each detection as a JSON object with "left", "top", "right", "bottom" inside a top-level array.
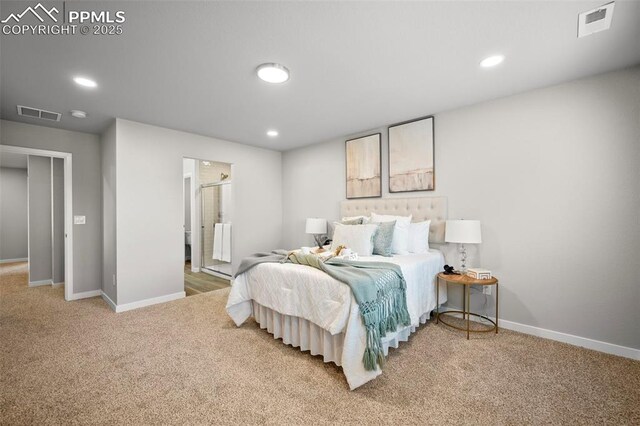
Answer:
[
  {"left": 0, "top": 167, "right": 28, "bottom": 261},
  {"left": 1, "top": 120, "right": 102, "bottom": 294},
  {"left": 114, "top": 119, "right": 282, "bottom": 305},
  {"left": 282, "top": 66, "right": 640, "bottom": 350},
  {"left": 101, "top": 121, "right": 117, "bottom": 303},
  {"left": 27, "top": 155, "right": 52, "bottom": 283}
]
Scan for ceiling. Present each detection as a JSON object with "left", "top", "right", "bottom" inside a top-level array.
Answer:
[
  {"left": 0, "top": 152, "right": 28, "bottom": 169},
  {"left": 1, "top": 1, "right": 639, "bottom": 151}
]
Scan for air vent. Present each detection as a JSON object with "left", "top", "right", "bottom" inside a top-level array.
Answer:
[
  {"left": 17, "top": 105, "right": 62, "bottom": 122},
  {"left": 578, "top": 2, "right": 615, "bottom": 38}
]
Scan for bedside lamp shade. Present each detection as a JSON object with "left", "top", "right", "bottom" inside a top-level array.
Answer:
[
  {"left": 445, "top": 220, "right": 482, "bottom": 244},
  {"left": 445, "top": 220, "right": 481, "bottom": 272},
  {"left": 305, "top": 218, "right": 327, "bottom": 235}
]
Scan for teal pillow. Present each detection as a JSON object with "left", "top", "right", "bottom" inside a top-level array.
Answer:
[{"left": 372, "top": 221, "right": 396, "bottom": 257}]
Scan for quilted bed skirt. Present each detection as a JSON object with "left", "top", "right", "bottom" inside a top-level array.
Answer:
[{"left": 251, "top": 300, "right": 431, "bottom": 367}]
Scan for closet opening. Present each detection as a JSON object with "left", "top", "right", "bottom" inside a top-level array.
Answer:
[
  {"left": 0, "top": 145, "right": 73, "bottom": 301},
  {"left": 182, "top": 158, "right": 231, "bottom": 296}
]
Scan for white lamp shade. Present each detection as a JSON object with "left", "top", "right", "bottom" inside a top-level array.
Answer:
[
  {"left": 445, "top": 220, "right": 482, "bottom": 244},
  {"left": 305, "top": 218, "right": 327, "bottom": 234}
]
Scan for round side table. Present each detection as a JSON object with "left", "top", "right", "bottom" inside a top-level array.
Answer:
[{"left": 436, "top": 272, "right": 499, "bottom": 340}]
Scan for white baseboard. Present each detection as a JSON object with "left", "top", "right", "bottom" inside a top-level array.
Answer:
[
  {"left": 52, "top": 282, "right": 65, "bottom": 288},
  {"left": 68, "top": 289, "right": 102, "bottom": 300},
  {"left": 0, "top": 257, "right": 28, "bottom": 264},
  {"left": 108, "top": 291, "right": 186, "bottom": 313},
  {"left": 29, "top": 279, "right": 52, "bottom": 287},
  {"left": 439, "top": 305, "right": 639, "bottom": 361},
  {"left": 101, "top": 291, "right": 117, "bottom": 311},
  {"left": 191, "top": 266, "right": 200, "bottom": 273}
]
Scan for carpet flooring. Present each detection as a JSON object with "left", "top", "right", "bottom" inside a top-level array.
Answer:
[{"left": 1, "top": 261, "right": 639, "bottom": 425}]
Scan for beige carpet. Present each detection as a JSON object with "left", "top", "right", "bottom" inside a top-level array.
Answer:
[{"left": 1, "top": 262, "right": 638, "bottom": 425}]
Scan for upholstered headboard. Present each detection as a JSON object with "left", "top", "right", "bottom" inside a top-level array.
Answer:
[{"left": 340, "top": 197, "right": 448, "bottom": 243}]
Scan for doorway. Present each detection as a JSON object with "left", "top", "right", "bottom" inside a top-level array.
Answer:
[
  {"left": 0, "top": 145, "right": 73, "bottom": 301},
  {"left": 182, "top": 158, "right": 231, "bottom": 296}
]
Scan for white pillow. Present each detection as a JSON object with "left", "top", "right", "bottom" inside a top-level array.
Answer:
[
  {"left": 370, "top": 213, "right": 412, "bottom": 255},
  {"left": 330, "top": 224, "right": 378, "bottom": 256},
  {"left": 341, "top": 215, "right": 370, "bottom": 224},
  {"left": 408, "top": 221, "right": 431, "bottom": 254}
]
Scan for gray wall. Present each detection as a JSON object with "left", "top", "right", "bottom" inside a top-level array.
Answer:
[
  {"left": 0, "top": 167, "right": 28, "bottom": 261},
  {"left": 114, "top": 119, "right": 282, "bottom": 305},
  {"left": 52, "top": 158, "right": 65, "bottom": 284},
  {"left": 1, "top": 120, "right": 102, "bottom": 294},
  {"left": 282, "top": 66, "right": 640, "bottom": 350},
  {"left": 28, "top": 155, "right": 52, "bottom": 283},
  {"left": 101, "top": 121, "right": 117, "bottom": 303}
]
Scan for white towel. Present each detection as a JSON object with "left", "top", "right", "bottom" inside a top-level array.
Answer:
[
  {"left": 222, "top": 223, "right": 232, "bottom": 262},
  {"left": 219, "top": 184, "right": 232, "bottom": 223},
  {"left": 213, "top": 223, "right": 223, "bottom": 260}
]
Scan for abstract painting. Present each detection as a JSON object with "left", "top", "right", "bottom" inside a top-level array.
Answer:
[
  {"left": 345, "top": 133, "right": 381, "bottom": 199},
  {"left": 388, "top": 116, "right": 434, "bottom": 192}
]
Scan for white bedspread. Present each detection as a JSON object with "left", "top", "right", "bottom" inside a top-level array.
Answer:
[{"left": 226, "top": 249, "right": 447, "bottom": 389}]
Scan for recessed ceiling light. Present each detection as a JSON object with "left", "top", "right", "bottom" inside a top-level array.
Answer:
[
  {"left": 70, "top": 110, "right": 87, "bottom": 118},
  {"left": 73, "top": 76, "right": 97, "bottom": 88},
  {"left": 267, "top": 130, "right": 279, "bottom": 137},
  {"left": 480, "top": 55, "right": 505, "bottom": 68},
  {"left": 256, "top": 63, "right": 290, "bottom": 84}
]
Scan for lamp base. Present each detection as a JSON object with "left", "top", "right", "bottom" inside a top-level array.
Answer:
[
  {"left": 313, "top": 234, "right": 325, "bottom": 251},
  {"left": 459, "top": 243, "right": 468, "bottom": 273}
]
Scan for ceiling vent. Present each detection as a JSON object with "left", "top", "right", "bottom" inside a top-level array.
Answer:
[
  {"left": 17, "top": 105, "right": 62, "bottom": 122},
  {"left": 578, "top": 2, "right": 615, "bottom": 38}
]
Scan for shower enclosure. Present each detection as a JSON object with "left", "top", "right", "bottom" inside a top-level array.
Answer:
[{"left": 200, "top": 179, "right": 232, "bottom": 277}]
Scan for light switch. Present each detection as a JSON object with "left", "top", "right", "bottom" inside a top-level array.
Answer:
[{"left": 74, "top": 215, "right": 86, "bottom": 225}]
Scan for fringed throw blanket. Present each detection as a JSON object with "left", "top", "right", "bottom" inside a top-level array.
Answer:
[{"left": 235, "top": 251, "right": 411, "bottom": 371}]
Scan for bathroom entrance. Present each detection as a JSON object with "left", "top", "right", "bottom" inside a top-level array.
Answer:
[{"left": 182, "top": 158, "right": 232, "bottom": 295}]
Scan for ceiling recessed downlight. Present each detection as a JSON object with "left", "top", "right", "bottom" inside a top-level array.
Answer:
[
  {"left": 257, "top": 63, "right": 290, "bottom": 83},
  {"left": 73, "top": 76, "right": 97, "bottom": 88},
  {"left": 70, "top": 110, "right": 87, "bottom": 118},
  {"left": 267, "top": 130, "right": 279, "bottom": 137},
  {"left": 480, "top": 55, "right": 505, "bottom": 68}
]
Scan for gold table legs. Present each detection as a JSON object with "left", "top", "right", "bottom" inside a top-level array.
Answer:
[{"left": 436, "top": 278, "right": 499, "bottom": 339}]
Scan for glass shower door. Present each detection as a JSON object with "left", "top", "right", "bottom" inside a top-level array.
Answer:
[{"left": 200, "top": 182, "right": 232, "bottom": 277}]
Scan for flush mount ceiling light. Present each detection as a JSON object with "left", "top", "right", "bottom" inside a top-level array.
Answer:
[
  {"left": 70, "top": 110, "right": 87, "bottom": 118},
  {"left": 256, "top": 63, "right": 290, "bottom": 83},
  {"left": 480, "top": 55, "right": 505, "bottom": 68},
  {"left": 73, "top": 76, "right": 97, "bottom": 88},
  {"left": 267, "top": 130, "right": 279, "bottom": 137}
]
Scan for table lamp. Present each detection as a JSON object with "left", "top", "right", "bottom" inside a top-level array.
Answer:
[
  {"left": 305, "top": 218, "right": 327, "bottom": 250},
  {"left": 445, "top": 220, "right": 482, "bottom": 272}
]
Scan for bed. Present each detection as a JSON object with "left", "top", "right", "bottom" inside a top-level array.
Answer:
[{"left": 226, "top": 197, "right": 448, "bottom": 389}]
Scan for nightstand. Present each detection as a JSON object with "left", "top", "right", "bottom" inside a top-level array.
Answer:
[{"left": 436, "top": 272, "right": 499, "bottom": 340}]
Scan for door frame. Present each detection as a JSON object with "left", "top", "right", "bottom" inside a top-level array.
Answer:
[{"left": 0, "top": 144, "right": 74, "bottom": 301}]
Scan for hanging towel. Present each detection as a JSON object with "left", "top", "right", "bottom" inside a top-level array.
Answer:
[
  {"left": 213, "top": 223, "right": 223, "bottom": 260},
  {"left": 222, "top": 223, "right": 232, "bottom": 262},
  {"left": 219, "top": 184, "right": 232, "bottom": 223}
]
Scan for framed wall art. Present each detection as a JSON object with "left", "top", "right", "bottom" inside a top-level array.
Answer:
[
  {"left": 345, "top": 133, "right": 381, "bottom": 199},
  {"left": 388, "top": 116, "right": 434, "bottom": 192}
]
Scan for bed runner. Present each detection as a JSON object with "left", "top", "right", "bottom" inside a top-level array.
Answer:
[{"left": 235, "top": 250, "right": 411, "bottom": 371}]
